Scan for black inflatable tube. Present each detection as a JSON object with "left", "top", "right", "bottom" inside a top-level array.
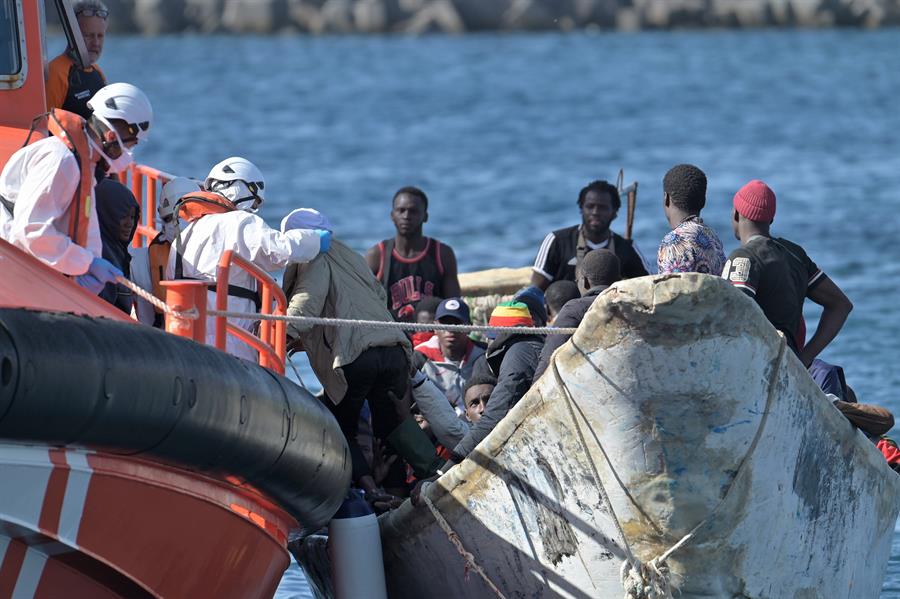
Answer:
[{"left": 0, "top": 308, "right": 350, "bottom": 535}]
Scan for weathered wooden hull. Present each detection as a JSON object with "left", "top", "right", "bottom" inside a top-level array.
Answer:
[{"left": 380, "top": 274, "right": 900, "bottom": 598}]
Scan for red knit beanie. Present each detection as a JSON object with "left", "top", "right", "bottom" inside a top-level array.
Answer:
[{"left": 733, "top": 180, "right": 776, "bottom": 223}]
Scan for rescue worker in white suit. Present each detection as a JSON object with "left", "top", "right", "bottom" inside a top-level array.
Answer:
[
  {"left": 0, "top": 83, "right": 153, "bottom": 294},
  {"left": 164, "top": 157, "right": 331, "bottom": 360}
]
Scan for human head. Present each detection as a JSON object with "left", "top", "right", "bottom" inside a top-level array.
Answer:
[
  {"left": 86, "top": 83, "right": 153, "bottom": 173},
  {"left": 544, "top": 280, "right": 580, "bottom": 323},
  {"left": 731, "top": 180, "right": 776, "bottom": 240},
  {"left": 663, "top": 164, "right": 707, "bottom": 225},
  {"left": 205, "top": 157, "right": 266, "bottom": 213},
  {"left": 391, "top": 186, "right": 428, "bottom": 238},
  {"left": 462, "top": 375, "right": 497, "bottom": 423},
  {"left": 487, "top": 301, "right": 533, "bottom": 338},
  {"left": 577, "top": 180, "right": 620, "bottom": 239},
  {"left": 435, "top": 297, "right": 471, "bottom": 360},
  {"left": 577, "top": 249, "right": 621, "bottom": 295},
  {"left": 512, "top": 286, "right": 548, "bottom": 327},
  {"left": 415, "top": 295, "right": 442, "bottom": 324},
  {"left": 95, "top": 178, "right": 139, "bottom": 246},
  {"left": 280, "top": 208, "right": 333, "bottom": 233},
  {"left": 74, "top": 0, "right": 108, "bottom": 65}
]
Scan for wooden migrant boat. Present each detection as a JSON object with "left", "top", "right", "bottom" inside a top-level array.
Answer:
[{"left": 379, "top": 274, "right": 900, "bottom": 598}]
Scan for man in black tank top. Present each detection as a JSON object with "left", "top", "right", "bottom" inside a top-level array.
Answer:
[
  {"left": 365, "top": 186, "right": 461, "bottom": 321},
  {"left": 46, "top": 1, "right": 109, "bottom": 119}
]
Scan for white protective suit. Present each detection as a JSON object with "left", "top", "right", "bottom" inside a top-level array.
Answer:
[
  {"left": 165, "top": 210, "right": 322, "bottom": 360},
  {"left": 0, "top": 136, "right": 101, "bottom": 275}
]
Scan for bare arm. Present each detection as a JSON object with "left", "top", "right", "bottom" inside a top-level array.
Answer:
[
  {"left": 530, "top": 271, "right": 551, "bottom": 291},
  {"left": 798, "top": 276, "right": 853, "bottom": 367},
  {"left": 440, "top": 244, "right": 461, "bottom": 298},
  {"left": 364, "top": 244, "right": 381, "bottom": 276}
]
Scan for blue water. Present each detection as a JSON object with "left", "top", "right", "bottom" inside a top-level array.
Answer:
[{"left": 77, "top": 29, "right": 900, "bottom": 596}]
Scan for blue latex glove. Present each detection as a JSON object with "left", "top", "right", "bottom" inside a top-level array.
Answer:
[
  {"left": 75, "top": 273, "right": 104, "bottom": 295},
  {"left": 316, "top": 229, "right": 332, "bottom": 253},
  {"left": 87, "top": 256, "right": 123, "bottom": 285}
]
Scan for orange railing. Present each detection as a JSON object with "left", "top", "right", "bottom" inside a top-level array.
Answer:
[
  {"left": 119, "top": 164, "right": 175, "bottom": 247},
  {"left": 214, "top": 250, "right": 287, "bottom": 374},
  {"left": 122, "top": 163, "right": 287, "bottom": 374}
]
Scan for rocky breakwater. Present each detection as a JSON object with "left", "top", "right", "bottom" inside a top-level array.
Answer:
[{"left": 103, "top": 0, "right": 900, "bottom": 33}]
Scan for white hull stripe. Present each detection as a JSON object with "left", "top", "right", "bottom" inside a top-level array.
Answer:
[
  {"left": 11, "top": 548, "right": 46, "bottom": 599},
  {"left": 58, "top": 451, "right": 92, "bottom": 545}
]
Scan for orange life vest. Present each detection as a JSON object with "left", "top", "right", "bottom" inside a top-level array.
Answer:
[
  {"left": 175, "top": 191, "right": 237, "bottom": 222},
  {"left": 24, "top": 109, "right": 98, "bottom": 248},
  {"left": 147, "top": 234, "right": 170, "bottom": 315}
]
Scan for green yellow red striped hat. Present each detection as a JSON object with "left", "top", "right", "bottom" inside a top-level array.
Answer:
[{"left": 488, "top": 301, "right": 534, "bottom": 330}]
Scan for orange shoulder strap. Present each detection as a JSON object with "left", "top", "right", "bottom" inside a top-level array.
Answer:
[
  {"left": 148, "top": 237, "right": 171, "bottom": 313},
  {"left": 44, "top": 109, "right": 96, "bottom": 248}
]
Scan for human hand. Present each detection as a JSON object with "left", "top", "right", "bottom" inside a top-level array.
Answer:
[
  {"left": 316, "top": 229, "right": 332, "bottom": 253},
  {"left": 410, "top": 475, "right": 439, "bottom": 507},
  {"left": 88, "top": 257, "right": 123, "bottom": 284},
  {"left": 363, "top": 488, "right": 404, "bottom": 514},
  {"left": 371, "top": 438, "right": 398, "bottom": 487},
  {"left": 75, "top": 273, "right": 104, "bottom": 295}
]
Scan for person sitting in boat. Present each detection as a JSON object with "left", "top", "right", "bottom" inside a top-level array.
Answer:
[
  {"left": 130, "top": 176, "right": 201, "bottom": 327},
  {"left": 530, "top": 179, "right": 649, "bottom": 291},
  {"left": 444, "top": 301, "right": 544, "bottom": 465},
  {"left": 409, "top": 295, "right": 442, "bottom": 347},
  {"left": 166, "top": 159, "right": 330, "bottom": 360},
  {"left": 722, "top": 180, "right": 852, "bottom": 366},
  {"left": 46, "top": 0, "right": 109, "bottom": 120},
  {"left": 544, "top": 280, "right": 580, "bottom": 325},
  {"left": 281, "top": 208, "right": 444, "bottom": 505},
  {"left": 364, "top": 186, "right": 460, "bottom": 321},
  {"left": 95, "top": 177, "right": 139, "bottom": 314},
  {"left": 411, "top": 372, "right": 498, "bottom": 449},
  {"left": 534, "top": 249, "right": 622, "bottom": 380},
  {"left": 657, "top": 164, "right": 726, "bottom": 275},
  {"left": 414, "top": 297, "right": 485, "bottom": 415},
  {"left": 0, "top": 83, "right": 152, "bottom": 295}
]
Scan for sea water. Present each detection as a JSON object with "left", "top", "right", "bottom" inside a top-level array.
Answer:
[{"left": 75, "top": 29, "right": 900, "bottom": 597}]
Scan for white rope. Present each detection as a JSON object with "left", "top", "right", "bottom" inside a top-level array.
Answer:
[
  {"left": 115, "top": 276, "right": 199, "bottom": 320},
  {"left": 422, "top": 491, "right": 508, "bottom": 599},
  {"left": 206, "top": 310, "right": 577, "bottom": 336}
]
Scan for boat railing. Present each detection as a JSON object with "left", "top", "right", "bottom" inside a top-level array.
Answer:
[
  {"left": 118, "top": 163, "right": 175, "bottom": 247},
  {"left": 215, "top": 249, "right": 287, "bottom": 374}
]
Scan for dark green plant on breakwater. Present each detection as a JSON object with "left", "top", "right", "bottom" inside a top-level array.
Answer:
[{"left": 100, "top": 0, "right": 900, "bottom": 33}]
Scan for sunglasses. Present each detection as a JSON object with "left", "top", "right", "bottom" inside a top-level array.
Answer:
[
  {"left": 124, "top": 121, "right": 150, "bottom": 138},
  {"left": 76, "top": 7, "right": 108, "bottom": 18}
]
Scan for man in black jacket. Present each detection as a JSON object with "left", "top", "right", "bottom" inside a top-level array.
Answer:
[
  {"left": 533, "top": 249, "right": 621, "bottom": 380},
  {"left": 445, "top": 301, "right": 544, "bottom": 464}
]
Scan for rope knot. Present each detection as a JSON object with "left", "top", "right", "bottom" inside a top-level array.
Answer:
[{"left": 620, "top": 557, "right": 672, "bottom": 599}]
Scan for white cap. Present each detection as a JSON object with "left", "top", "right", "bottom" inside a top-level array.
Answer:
[
  {"left": 280, "top": 208, "right": 333, "bottom": 233},
  {"left": 87, "top": 83, "right": 153, "bottom": 142}
]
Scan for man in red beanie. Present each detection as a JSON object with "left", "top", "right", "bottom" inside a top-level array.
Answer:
[{"left": 722, "top": 180, "right": 853, "bottom": 366}]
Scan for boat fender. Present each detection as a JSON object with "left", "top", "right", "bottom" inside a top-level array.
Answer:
[{"left": 328, "top": 492, "right": 387, "bottom": 599}]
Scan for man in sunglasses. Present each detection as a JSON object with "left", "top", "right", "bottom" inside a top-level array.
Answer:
[
  {"left": 47, "top": 1, "right": 109, "bottom": 119},
  {"left": 0, "top": 83, "right": 153, "bottom": 294}
]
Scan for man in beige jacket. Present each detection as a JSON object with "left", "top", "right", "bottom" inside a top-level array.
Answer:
[{"left": 281, "top": 209, "right": 442, "bottom": 502}]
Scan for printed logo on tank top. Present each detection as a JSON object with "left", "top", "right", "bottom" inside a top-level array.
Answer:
[{"left": 390, "top": 276, "right": 435, "bottom": 310}]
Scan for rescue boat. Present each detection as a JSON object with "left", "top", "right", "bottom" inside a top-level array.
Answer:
[
  {"left": 0, "top": 2, "right": 349, "bottom": 596},
  {"left": 378, "top": 274, "right": 900, "bottom": 598}
]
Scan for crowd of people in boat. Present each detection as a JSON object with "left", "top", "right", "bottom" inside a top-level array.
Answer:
[{"left": 1, "top": 0, "right": 897, "bottom": 513}]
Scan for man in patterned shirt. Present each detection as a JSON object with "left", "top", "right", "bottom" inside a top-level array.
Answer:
[{"left": 657, "top": 164, "right": 726, "bottom": 275}]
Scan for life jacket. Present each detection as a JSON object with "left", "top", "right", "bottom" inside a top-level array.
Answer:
[
  {"left": 22, "top": 109, "right": 97, "bottom": 248},
  {"left": 172, "top": 192, "right": 262, "bottom": 311}
]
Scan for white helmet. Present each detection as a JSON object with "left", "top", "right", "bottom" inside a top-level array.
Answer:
[
  {"left": 204, "top": 156, "right": 265, "bottom": 211},
  {"left": 160, "top": 177, "right": 201, "bottom": 221},
  {"left": 87, "top": 82, "right": 153, "bottom": 142}
]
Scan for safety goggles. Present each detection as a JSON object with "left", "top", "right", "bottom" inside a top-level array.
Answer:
[
  {"left": 76, "top": 7, "right": 109, "bottom": 19},
  {"left": 124, "top": 121, "right": 150, "bottom": 138}
]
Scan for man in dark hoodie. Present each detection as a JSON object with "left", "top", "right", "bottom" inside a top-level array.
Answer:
[
  {"left": 445, "top": 301, "right": 544, "bottom": 464},
  {"left": 95, "top": 178, "right": 139, "bottom": 313},
  {"left": 533, "top": 249, "right": 621, "bottom": 380}
]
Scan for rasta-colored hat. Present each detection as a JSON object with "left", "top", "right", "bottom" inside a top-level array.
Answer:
[{"left": 488, "top": 301, "right": 534, "bottom": 329}]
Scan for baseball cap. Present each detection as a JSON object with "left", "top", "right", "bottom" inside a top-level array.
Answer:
[{"left": 435, "top": 297, "right": 470, "bottom": 324}]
